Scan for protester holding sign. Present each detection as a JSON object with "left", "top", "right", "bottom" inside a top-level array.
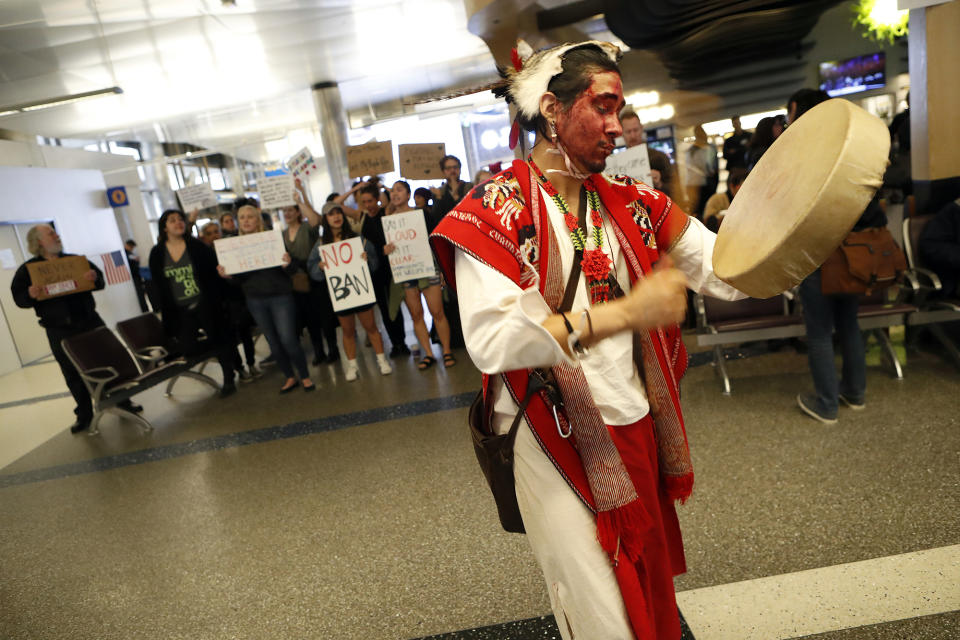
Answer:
[
  {"left": 283, "top": 178, "right": 340, "bottom": 365},
  {"left": 11, "top": 224, "right": 143, "bottom": 433},
  {"left": 217, "top": 202, "right": 315, "bottom": 393},
  {"left": 148, "top": 209, "right": 238, "bottom": 398},
  {"left": 384, "top": 181, "right": 455, "bottom": 370},
  {"left": 332, "top": 184, "right": 409, "bottom": 358},
  {"left": 307, "top": 203, "right": 392, "bottom": 382}
]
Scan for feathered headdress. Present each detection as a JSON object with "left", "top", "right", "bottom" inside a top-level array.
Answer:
[{"left": 494, "top": 40, "right": 622, "bottom": 148}]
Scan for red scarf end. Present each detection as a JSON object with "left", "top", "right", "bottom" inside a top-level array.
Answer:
[
  {"left": 596, "top": 499, "right": 652, "bottom": 564},
  {"left": 664, "top": 473, "right": 694, "bottom": 504}
]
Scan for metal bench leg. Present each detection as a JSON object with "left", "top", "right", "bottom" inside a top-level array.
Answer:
[
  {"left": 88, "top": 411, "right": 105, "bottom": 436},
  {"left": 928, "top": 324, "right": 960, "bottom": 371},
  {"left": 104, "top": 407, "right": 154, "bottom": 433},
  {"left": 713, "top": 345, "right": 731, "bottom": 395},
  {"left": 164, "top": 377, "right": 178, "bottom": 397},
  {"left": 175, "top": 370, "right": 220, "bottom": 391},
  {"left": 873, "top": 329, "right": 904, "bottom": 379}
]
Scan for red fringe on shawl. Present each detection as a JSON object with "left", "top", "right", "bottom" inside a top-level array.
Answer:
[
  {"left": 664, "top": 473, "right": 695, "bottom": 505},
  {"left": 596, "top": 499, "right": 652, "bottom": 564}
]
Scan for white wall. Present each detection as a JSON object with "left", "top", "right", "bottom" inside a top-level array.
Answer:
[{"left": 0, "top": 140, "right": 143, "bottom": 372}]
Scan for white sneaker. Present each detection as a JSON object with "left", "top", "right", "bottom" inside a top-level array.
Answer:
[
  {"left": 376, "top": 353, "right": 393, "bottom": 375},
  {"left": 344, "top": 359, "right": 359, "bottom": 382}
]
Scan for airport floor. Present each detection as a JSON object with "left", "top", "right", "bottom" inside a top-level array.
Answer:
[{"left": 1, "top": 327, "right": 958, "bottom": 640}]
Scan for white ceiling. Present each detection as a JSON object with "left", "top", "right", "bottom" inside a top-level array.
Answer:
[{"left": 0, "top": 0, "right": 499, "bottom": 154}]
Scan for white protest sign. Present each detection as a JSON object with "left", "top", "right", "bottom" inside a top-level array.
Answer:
[
  {"left": 286, "top": 147, "right": 319, "bottom": 178},
  {"left": 604, "top": 144, "right": 654, "bottom": 186},
  {"left": 257, "top": 174, "right": 296, "bottom": 209},
  {"left": 176, "top": 183, "right": 218, "bottom": 212},
  {"left": 214, "top": 229, "right": 286, "bottom": 275},
  {"left": 381, "top": 210, "right": 436, "bottom": 283},
  {"left": 319, "top": 237, "right": 377, "bottom": 313}
]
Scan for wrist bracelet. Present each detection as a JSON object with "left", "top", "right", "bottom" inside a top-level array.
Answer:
[{"left": 558, "top": 310, "right": 574, "bottom": 334}]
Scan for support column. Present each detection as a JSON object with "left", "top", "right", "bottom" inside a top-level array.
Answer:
[
  {"left": 908, "top": 0, "right": 960, "bottom": 213},
  {"left": 312, "top": 82, "right": 350, "bottom": 192}
]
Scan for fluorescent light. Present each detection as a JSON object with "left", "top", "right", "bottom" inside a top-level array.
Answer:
[
  {"left": 627, "top": 90, "right": 660, "bottom": 108},
  {"left": 0, "top": 87, "right": 123, "bottom": 117}
]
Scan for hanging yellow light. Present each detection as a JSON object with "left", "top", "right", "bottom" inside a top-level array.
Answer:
[{"left": 853, "top": 0, "right": 909, "bottom": 43}]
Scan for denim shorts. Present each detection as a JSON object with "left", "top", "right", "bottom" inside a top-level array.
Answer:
[{"left": 401, "top": 275, "right": 442, "bottom": 291}]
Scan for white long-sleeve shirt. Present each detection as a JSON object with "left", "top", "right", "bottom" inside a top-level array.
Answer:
[{"left": 456, "top": 186, "right": 744, "bottom": 429}]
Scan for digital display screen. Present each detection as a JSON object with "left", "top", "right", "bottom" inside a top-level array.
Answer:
[{"left": 819, "top": 52, "right": 886, "bottom": 97}]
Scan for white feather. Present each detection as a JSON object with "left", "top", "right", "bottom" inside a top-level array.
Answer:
[
  {"left": 508, "top": 40, "right": 621, "bottom": 122},
  {"left": 517, "top": 39, "right": 534, "bottom": 62}
]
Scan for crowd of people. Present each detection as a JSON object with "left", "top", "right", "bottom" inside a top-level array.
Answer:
[{"left": 161, "top": 161, "right": 482, "bottom": 391}]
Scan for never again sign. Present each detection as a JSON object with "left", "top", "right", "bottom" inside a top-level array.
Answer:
[{"left": 320, "top": 237, "right": 377, "bottom": 313}]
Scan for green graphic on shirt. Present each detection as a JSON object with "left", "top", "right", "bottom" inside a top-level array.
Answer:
[{"left": 165, "top": 265, "right": 200, "bottom": 301}]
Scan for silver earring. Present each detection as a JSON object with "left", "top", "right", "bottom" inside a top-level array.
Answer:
[{"left": 549, "top": 120, "right": 558, "bottom": 140}]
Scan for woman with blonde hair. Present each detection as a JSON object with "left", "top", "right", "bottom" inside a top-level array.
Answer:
[{"left": 218, "top": 198, "right": 315, "bottom": 393}]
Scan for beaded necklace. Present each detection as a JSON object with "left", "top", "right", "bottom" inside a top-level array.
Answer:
[{"left": 529, "top": 158, "right": 613, "bottom": 305}]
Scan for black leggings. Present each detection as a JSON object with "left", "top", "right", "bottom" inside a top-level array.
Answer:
[{"left": 171, "top": 305, "right": 235, "bottom": 383}]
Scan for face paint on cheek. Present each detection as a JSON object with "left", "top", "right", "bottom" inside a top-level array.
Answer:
[{"left": 556, "top": 95, "right": 609, "bottom": 173}]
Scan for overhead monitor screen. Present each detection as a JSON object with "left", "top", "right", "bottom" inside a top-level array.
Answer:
[{"left": 819, "top": 52, "right": 885, "bottom": 97}]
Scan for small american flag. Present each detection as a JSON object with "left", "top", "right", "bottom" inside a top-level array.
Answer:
[{"left": 100, "top": 250, "right": 131, "bottom": 285}]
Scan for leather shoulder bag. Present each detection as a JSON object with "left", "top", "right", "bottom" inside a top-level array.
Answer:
[{"left": 821, "top": 227, "right": 907, "bottom": 295}]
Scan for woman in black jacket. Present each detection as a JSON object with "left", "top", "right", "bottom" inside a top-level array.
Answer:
[{"left": 148, "top": 208, "right": 237, "bottom": 397}]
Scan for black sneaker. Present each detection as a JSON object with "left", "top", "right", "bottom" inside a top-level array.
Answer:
[
  {"left": 389, "top": 345, "right": 411, "bottom": 358},
  {"left": 838, "top": 393, "right": 866, "bottom": 410},
  {"left": 796, "top": 393, "right": 837, "bottom": 424},
  {"left": 70, "top": 420, "right": 91, "bottom": 434},
  {"left": 120, "top": 400, "right": 143, "bottom": 413}
]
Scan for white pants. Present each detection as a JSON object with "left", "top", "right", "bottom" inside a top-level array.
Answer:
[{"left": 511, "top": 421, "right": 635, "bottom": 639}]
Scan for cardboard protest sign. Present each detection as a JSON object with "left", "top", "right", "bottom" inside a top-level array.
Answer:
[
  {"left": 604, "top": 144, "right": 654, "bottom": 186},
  {"left": 398, "top": 143, "right": 446, "bottom": 180},
  {"left": 318, "top": 237, "right": 377, "bottom": 313},
  {"left": 286, "top": 147, "right": 319, "bottom": 178},
  {"left": 214, "top": 229, "right": 286, "bottom": 275},
  {"left": 26, "top": 255, "right": 96, "bottom": 300},
  {"left": 257, "top": 174, "right": 296, "bottom": 210},
  {"left": 347, "top": 141, "right": 394, "bottom": 178},
  {"left": 176, "top": 183, "right": 218, "bottom": 212},
  {"left": 381, "top": 210, "right": 436, "bottom": 283}
]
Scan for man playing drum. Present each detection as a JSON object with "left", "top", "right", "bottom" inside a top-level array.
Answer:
[{"left": 431, "top": 41, "right": 744, "bottom": 639}]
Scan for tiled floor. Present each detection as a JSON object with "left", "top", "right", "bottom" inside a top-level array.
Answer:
[{"left": 1, "top": 333, "right": 958, "bottom": 639}]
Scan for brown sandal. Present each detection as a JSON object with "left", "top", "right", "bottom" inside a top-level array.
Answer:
[{"left": 443, "top": 352, "right": 457, "bottom": 368}]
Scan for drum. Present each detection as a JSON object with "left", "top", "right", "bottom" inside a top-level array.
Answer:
[{"left": 712, "top": 99, "right": 890, "bottom": 298}]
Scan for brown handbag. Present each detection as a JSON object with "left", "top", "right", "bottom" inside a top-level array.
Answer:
[
  {"left": 821, "top": 227, "right": 907, "bottom": 295},
  {"left": 468, "top": 369, "right": 561, "bottom": 534}
]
